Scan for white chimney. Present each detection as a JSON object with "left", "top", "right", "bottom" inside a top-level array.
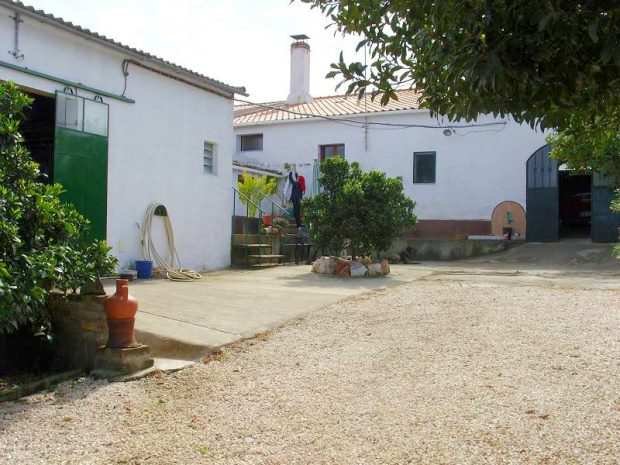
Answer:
[{"left": 287, "top": 34, "right": 312, "bottom": 105}]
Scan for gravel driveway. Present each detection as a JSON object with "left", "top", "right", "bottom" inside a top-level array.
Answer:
[{"left": 1, "top": 275, "right": 618, "bottom": 464}]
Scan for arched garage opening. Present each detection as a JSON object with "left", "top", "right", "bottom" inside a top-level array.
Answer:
[
  {"left": 526, "top": 144, "right": 619, "bottom": 242},
  {"left": 526, "top": 145, "right": 561, "bottom": 241}
]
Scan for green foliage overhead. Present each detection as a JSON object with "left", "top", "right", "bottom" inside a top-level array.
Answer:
[
  {"left": 0, "top": 82, "right": 117, "bottom": 335},
  {"left": 300, "top": 0, "right": 620, "bottom": 130},
  {"left": 303, "top": 157, "right": 417, "bottom": 257},
  {"left": 237, "top": 171, "right": 277, "bottom": 217},
  {"left": 547, "top": 109, "right": 620, "bottom": 185}
]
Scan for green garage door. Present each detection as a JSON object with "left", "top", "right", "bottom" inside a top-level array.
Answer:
[
  {"left": 53, "top": 91, "right": 109, "bottom": 242},
  {"left": 526, "top": 145, "right": 559, "bottom": 242},
  {"left": 592, "top": 172, "right": 620, "bottom": 243}
]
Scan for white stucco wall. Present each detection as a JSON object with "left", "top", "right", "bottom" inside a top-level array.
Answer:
[
  {"left": 234, "top": 111, "right": 549, "bottom": 222},
  {"left": 0, "top": 6, "right": 234, "bottom": 270}
]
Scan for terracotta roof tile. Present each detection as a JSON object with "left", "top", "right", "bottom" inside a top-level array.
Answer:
[{"left": 234, "top": 89, "right": 422, "bottom": 124}]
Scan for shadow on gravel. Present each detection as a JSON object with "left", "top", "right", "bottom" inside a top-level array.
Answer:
[{"left": 0, "top": 375, "right": 109, "bottom": 432}]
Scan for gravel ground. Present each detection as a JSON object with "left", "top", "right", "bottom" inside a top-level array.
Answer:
[{"left": 1, "top": 277, "right": 619, "bottom": 464}]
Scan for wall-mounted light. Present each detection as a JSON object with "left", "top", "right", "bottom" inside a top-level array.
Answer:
[{"left": 443, "top": 128, "right": 453, "bottom": 136}]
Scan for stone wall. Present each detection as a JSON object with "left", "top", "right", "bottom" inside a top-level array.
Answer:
[
  {"left": 385, "top": 237, "right": 513, "bottom": 261},
  {"left": 409, "top": 239, "right": 510, "bottom": 260},
  {"left": 48, "top": 294, "right": 108, "bottom": 371}
]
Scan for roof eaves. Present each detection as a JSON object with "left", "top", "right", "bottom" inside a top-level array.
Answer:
[
  {"left": 2, "top": 0, "right": 247, "bottom": 97},
  {"left": 232, "top": 160, "right": 283, "bottom": 176},
  {"left": 233, "top": 107, "right": 430, "bottom": 126}
]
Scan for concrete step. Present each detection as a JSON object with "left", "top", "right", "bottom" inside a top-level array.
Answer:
[
  {"left": 234, "top": 243, "right": 272, "bottom": 248},
  {"left": 250, "top": 263, "right": 285, "bottom": 268},
  {"left": 247, "top": 254, "right": 286, "bottom": 259}
]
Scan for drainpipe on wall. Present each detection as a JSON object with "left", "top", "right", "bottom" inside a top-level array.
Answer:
[{"left": 9, "top": 12, "right": 24, "bottom": 60}]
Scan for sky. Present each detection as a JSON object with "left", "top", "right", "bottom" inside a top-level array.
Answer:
[{"left": 22, "top": 0, "right": 363, "bottom": 103}]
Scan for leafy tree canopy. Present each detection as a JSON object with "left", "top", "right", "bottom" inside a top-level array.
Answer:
[
  {"left": 0, "top": 82, "right": 117, "bottom": 335},
  {"left": 303, "top": 157, "right": 417, "bottom": 258},
  {"left": 300, "top": 0, "right": 620, "bottom": 130},
  {"left": 547, "top": 109, "right": 620, "bottom": 184},
  {"left": 236, "top": 171, "right": 277, "bottom": 217}
]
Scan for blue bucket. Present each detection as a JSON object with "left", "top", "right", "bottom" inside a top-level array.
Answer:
[{"left": 135, "top": 260, "right": 153, "bottom": 279}]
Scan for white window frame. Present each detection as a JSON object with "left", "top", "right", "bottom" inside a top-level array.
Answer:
[{"left": 203, "top": 141, "right": 216, "bottom": 175}]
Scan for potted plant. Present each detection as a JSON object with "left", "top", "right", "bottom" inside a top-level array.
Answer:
[{"left": 272, "top": 217, "right": 289, "bottom": 235}]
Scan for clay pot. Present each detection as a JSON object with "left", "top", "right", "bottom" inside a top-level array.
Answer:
[{"left": 104, "top": 279, "right": 139, "bottom": 349}]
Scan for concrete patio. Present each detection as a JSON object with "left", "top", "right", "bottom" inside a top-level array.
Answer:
[
  {"left": 101, "top": 239, "right": 619, "bottom": 370},
  {"left": 104, "top": 265, "right": 431, "bottom": 362}
]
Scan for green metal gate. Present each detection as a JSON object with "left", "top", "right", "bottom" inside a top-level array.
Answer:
[
  {"left": 526, "top": 145, "right": 559, "bottom": 242},
  {"left": 53, "top": 91, "right": 109, "bottom": 242},
  {"left": 591, "top": 172, "right": 620, "bottom": 243}
]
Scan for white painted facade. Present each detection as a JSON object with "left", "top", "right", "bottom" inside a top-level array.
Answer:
[
  {"left": 0, "top": 3, "right": 240, "bottom": 270},
  {"left": 234, "top": 111, "right": 548, "bottom": 225}
]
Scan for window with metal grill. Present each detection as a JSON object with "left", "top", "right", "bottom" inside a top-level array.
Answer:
[{"left": 240, "top": 134, "right": 263, "bottom": 151}]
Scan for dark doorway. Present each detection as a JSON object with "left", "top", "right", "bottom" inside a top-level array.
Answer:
[
  {"left": 20, "top": 91, "right": 55, "bottom": 184},
  {"left": 526, "top": 145, "right": 559, "bottom": 242},
  {"left": 527, "top": 144, "right": 617, "bottom": 243},
  {"left": 559, "top": 171, "right": 592, "bottom": 239}
]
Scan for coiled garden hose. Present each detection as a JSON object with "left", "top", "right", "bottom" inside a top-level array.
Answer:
[{"left": 139, "top": 203, "right": 202, "bottom": 282}]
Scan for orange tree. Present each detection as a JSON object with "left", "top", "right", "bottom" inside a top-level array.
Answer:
[{"left": 303, "top": 157, "right": 416, "bottom": 259}]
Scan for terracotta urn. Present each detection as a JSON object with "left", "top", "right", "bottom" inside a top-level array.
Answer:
[{"left": 104, "top": 279, "right": 139, "bottom": 349}]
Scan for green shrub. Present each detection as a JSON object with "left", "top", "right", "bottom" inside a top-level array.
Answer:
[
  {"left": 237, "top": 171, "right": 277, "bottom": 217},
  {"left": 0, "top": 82, "right": 117, "bottom": 335},
  {"left": 303, "top": 157, "right": 417, "bottom": 258}
]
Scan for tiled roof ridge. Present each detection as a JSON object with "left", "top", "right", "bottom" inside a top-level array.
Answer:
[
  {"left": 1, "top": 0, "right": 246, "bottom": 96},
  {"left": 234, "top": 88, "right": 419, "bottom": 108},
  {"left": 234, "top": 89, "right": 423, "bottom": 124},
  {"left": 309, "top": 89, "right": 418, "bottom": 102}
]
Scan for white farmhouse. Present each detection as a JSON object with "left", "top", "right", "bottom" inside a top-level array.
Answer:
[
  {"left": 0, "top": 0, "right": 246, "bottom": 270},
  {"left": 234, "top": 36, "right": 619, "bottom": 243}
]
